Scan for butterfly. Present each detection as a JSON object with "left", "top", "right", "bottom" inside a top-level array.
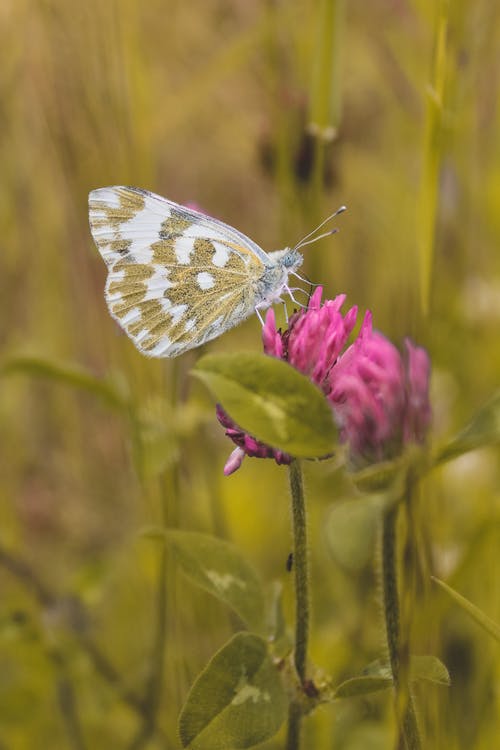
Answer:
[{"left": 88, "top": 186, "right": 344, "bottom": 358}]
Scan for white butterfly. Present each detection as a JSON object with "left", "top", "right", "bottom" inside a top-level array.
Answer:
[{"left": 88, "top": 186, "right": 343, "bottom": 358}]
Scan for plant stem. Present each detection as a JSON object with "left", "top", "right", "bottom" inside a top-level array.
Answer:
[
  {"left": 309, "top": 0, "right": 344, "bottom": 139},
  {"left": 286, "top": 702, "right": 302, "bottom": 750},
  {"left": 289, "top": 459, "right": 309, "bottom": 684},
  {"left": 129, "top": 362, "right": 181, "bottom": 749},
  {"left": 286, "top": 459, "right": 310, "bottom": 750},
  {"left": 128, "top": 478, "right": 171, "bottom": 750},
  {"left": 382, "top": 504, "right": 422, "bottom": 750},
  {"left": 417, "top": 0, "right": 450, "bottom": 315},
  {"left": 49, "top": 649, "right": 87, "bottom": 750}
]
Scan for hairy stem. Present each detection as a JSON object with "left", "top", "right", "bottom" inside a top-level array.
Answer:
[
  {"left": 289, "top": 459, "right": 309, "bottom": 684},
  {"left": 286, "top": 459, "right": 310, "bottom": 750},
  {"left": 382, "top": 504, "right": 422, "bottom": 750},
  {"left": 286, "top": 701, "right": 302, "bottom": 750}
]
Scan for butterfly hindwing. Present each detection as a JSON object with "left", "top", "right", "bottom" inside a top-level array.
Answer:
[{"left": 89, "top": 186, "right": 268, "bottom": 357}]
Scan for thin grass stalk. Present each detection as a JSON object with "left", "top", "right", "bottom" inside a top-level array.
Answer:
[
  {"left": 128, "top": 362, "right": 182, "bottom": 748},
  {"left": 130, "top": 489, "right": 169, "bottom": 750},
  {"left": 50, "top": 650, "right": 87, "bottom": 750},
  {"left": 417, "top": 0, "right": 450, "bottom": 315},
  {"left": 308, "top": 0, "right": 345, "bottom": 140},
  {"left": 307, "top": 0, "right": 345, "bottom": 262}
]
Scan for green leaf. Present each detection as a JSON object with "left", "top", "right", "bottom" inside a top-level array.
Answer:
[
  {"left": 1, "top": 355, "right": 130, "bottom": 411},
  {"left": 435, "top": 390, "right": 500, "bottom": 465},
  {"left": 179, "top": 632, "right": 288, "bottom": 749},
  {"left": 432, "top": 576, "right": 500, "bottom": 643},
  {"left": 334, "top": 675, "right": 391, "bottom": 699},
  {"left": 361, "top": 660, "right": 393, "bottom": 679},
  {"left": 192, "top": 352, "right": 337, "bottom": 458},
  {"left": 334, "top": 658, "right": 392, "bottom": 698},
  {"left": 366, "top": 656, "right": 450, "bottom": 686},
  {"left": 410, "top": 655, "right": 450, "bottom": 686},
  {"left": 165, "top": 531, "right": 266, "bottom": 632},
  {"left": 334, "top": 655, "right": 450, "bottom": 698}
]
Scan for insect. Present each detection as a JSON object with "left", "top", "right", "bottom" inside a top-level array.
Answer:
[{"left": 88, "top": 186, "right": 344, "bottom": 358}]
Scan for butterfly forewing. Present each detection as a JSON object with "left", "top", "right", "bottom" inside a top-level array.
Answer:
[{"left": 89, "top": 186, "right": 269, "bottom": 357}]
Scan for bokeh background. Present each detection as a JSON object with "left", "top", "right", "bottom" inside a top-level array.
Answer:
[{"left": 1, "top": 0, "right": 499, "bottom": 747}]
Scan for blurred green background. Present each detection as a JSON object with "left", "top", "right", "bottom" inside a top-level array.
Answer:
[{"left": 1, "top": 1, "right": 499, "bottom": 747}]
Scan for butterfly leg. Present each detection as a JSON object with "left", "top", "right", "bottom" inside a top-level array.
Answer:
[
  {"left": 290, "top": 272, "right": 319, "bottom": 304},
  {"left": 288, "top": 286, "right": 311, "bottom": 298},
  {"left": 282, "top": 301, "right": 289, "bottom": 324},
  {"left": 291, "top": 271, "right": 321, "bottom": 288},
  {"left": 255, "top": 307, "right": 265, "bottom": 326},
  {"left": 285, "top": 286, "right": 307, "bottom": 309},
  {"left": 256, "top": 298, "right": 289, "bottom": 326}
]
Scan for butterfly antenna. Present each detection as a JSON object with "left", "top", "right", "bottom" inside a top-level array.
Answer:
[
  {"left": 296, "top": 228, "right": 339, "bottom": 249},
  {"left": 293, "top": 205, "right": 347, "bottom": 251}
]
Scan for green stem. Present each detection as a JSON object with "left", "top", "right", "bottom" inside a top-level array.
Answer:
[
  {"left": 49, "top": 649, "right": 87, "bottom": 750},
  {"left": 382, "top": 504, "right": 422, "bottom": 750},
  {"left": 128, "top": 363, "right": 181, "bottom": 749},
  {"left": 286, "top": 702, "right": 302, "bottom": 750},
  {"left": 309, "top": 0, "right": 344, "bottom": 138},
  {"left": 289, "top": 460, "right": 309, "bottom": 684},
  {"left": 128, "top": 480, "right": 170, "bottom": 750},
  {"left": 286, "top": 459, "right": 310, "bottom": 750},
  {"left": 417, "top": 0, "right": 450, "bottom": 315}
]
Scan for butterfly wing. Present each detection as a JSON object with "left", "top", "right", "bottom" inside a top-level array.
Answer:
[{"left": 89, "top": 186, "right": 269, "bottom": 357}]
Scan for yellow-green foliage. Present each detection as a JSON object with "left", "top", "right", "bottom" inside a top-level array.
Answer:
[{"left": 0, "top": 1, "right": 499, "bottom": 747}]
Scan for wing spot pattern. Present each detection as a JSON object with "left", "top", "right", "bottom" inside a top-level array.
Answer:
[
  {"left": 197, "top": 272, "right": 215, "bottom": 290},
  {"left": 88, "top": 186, "right": 293, "bottom": 357}
]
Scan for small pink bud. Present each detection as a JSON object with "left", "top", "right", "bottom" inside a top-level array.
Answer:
[{"left": 224, "top": 447, "right": 246, "bottom": 476}]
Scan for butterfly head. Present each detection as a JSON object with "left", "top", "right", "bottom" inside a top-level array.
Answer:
[
  {"left": 282, "top": 247, "right": 304, "bottom": 270},
  {"left": 267, "top": 247, "right": 303, "bottom": 271}
]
